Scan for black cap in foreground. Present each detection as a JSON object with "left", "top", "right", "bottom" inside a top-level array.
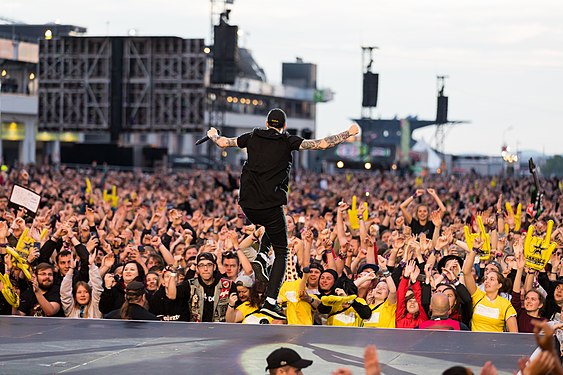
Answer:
[
  {"left": 126, "top": 281, "right": 145, "bottom": 292},
  {"left": 266, "top": 347, "right": 313, "bottom": 370},
  {"left": 196, "top": 252, "right": 217, "bottom": 265},
  {"left": 267, "top": 108, "right": 287, "bottom": 128}
]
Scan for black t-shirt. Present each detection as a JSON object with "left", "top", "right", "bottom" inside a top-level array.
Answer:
[
  {"left": 148, "top": 283, "right": 191, "bottom": 322},
  {"left": 409, "top": 218, "right": 435, "bottom": 237},
  {"left": 200, "top": 276, "right": 237, "bottom": 322},
  {"left": 19, "top": 286, "right": 64, "bottom": 317},
  {"left": 237, "top": 128, "right": 304, "bottom": 209}
]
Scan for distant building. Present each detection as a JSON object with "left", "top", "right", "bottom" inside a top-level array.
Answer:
[{"left": 0, "top": 23, "right": 331, "bottom": 168}]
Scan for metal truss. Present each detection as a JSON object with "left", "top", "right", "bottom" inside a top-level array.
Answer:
[{"left": 39, "top": 37, "right": 206, "bottom": 133}]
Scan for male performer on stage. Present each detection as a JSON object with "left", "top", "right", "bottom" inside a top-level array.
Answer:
[{"left": 207, "top": 108, "right": 360, "bottom": 319}]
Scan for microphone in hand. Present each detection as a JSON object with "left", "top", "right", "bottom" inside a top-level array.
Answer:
[{"left": 196, "top": 129, "right": 220, "bottom": 145}]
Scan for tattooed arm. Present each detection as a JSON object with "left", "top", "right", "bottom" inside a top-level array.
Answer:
[
  {"left": 207, "top": 127, "right": 239, "bottom": 148},
  {"left": 299, "top": 124, "right": 360, "bottom": 150}
]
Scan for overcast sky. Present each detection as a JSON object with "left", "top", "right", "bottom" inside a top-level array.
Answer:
[{"left": 5, "top": 0, "right": 563, "bottom": 155}]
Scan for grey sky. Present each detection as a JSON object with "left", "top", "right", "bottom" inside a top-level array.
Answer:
[{"left": 5, "top": 0, "right": 563, "bottom": 155}]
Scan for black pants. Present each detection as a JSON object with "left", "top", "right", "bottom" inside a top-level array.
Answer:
[{"left": 242, "top": 206, "right": 287, "bottom": 301}]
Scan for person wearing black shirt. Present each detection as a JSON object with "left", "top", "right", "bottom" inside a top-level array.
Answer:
[
  {"left": 18, "top": 263, "right": 64, "bottom": 317},
  {"left": 187, "top": 252, "right": 237, "bottom": 322},
  {"left": 207, "top": 108, "right": 359, "bottom": 319},
  {"left": 147, "top": 269, "right": 191, "bottom": 321},
  {"left": 105, "top": 281, "right": 158, "bottom": 321},
  {"left": 399, "top": 188, "right": 446, "bottom": 236}
]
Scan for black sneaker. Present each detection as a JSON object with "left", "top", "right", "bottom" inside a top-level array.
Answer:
[
  {"left": 251, "top": 260, "right": 269, "bottom": 284},
  {"left": 260, "top": 302, "right": 286, "bottom": 320}
]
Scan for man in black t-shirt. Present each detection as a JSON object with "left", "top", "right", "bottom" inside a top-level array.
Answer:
[
  {"left": 207, "top": 108, "right": 359, "bottom": 319},
  {"left": 18, "top": 263, "right": 64, "bottom": 317}
]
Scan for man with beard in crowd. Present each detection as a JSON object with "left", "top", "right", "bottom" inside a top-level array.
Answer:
[{"left": 17, "top": 263, "right": 63, "bottom": 317}]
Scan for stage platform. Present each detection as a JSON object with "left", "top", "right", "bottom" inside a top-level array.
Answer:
[{"left": 0, "top": 316, "right": 536, "bottom": 374}]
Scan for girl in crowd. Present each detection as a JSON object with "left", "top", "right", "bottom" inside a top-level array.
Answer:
[
  {"left": 396, "top": 261, "right": 428, "bottom": 328},
  {"left": 60, "top": 256, "right": 103, "bottom": 318},
  {"left": 462, "top": 238, "right": 518, "bottom": 332},
  {"left": 364, "top": 273, "right": 397, "bottom": 328},
  {"left": 511, "top": 243, "right": 547, "bottom": 333}
]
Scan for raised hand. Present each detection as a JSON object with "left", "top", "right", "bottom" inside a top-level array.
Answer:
[
  {"left": 86, "top": 237, "right": 99, "bottom": 253},
  {"left": 102, "top": 252, "right": 115, "bottom": 269},
  {"left": 302, "top": 228, "right": 314, "bottom": 245},
  {"left": 430, "top": 210, "right": 442, "bottom": 227},
  {"left": 348, "top": 123, "right": 360, "bottom": 136},
  {"left": 524, "top": 220, "right": 557, "bottom": 271},
  {"left": 410, "top": 265, "right": 421, "bottom": 283},
  {"left": 395, "top": 216, "right": 405, "bottom": 228},
  {"left": 464, "top": 216, "right": 491, "bottom": 260},
  {"left": 404, "top": 260, "right": 416, "bottom": 278},
  {"left": 347, "top": 196, "right": 368, "bottom": 230},
  {"left": 505, "top": 202, "right": 522, "bottom": 232}
]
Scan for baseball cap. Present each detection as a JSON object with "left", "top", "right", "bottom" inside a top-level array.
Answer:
[
  {"left": 196, "top": 252, "right": 217, "bottom": 265},
  {"left": 267, "top": 108, "right": 286, "bottom": 128},
  {"left": 126, "top": 281, "right": 145, "bottom": 292},
  {"left": 309, "top": 261, "right": 324, "bottom": 273},
  {"left": 235, "top": 274, "right": 254, "bottom": 288},
  {"left": 265, "top": 348, "right": 313, "bottom": 371},
  {"left": 357, "top": 263, "right": 379, "bottom": 275}
]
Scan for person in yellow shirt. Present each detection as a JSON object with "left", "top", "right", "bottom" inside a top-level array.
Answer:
[
  {"left": 278, "top": 262, "right": 323, "bottom": 325},
  {"left": 462, "top": 238, "right": 517, "bottom": 332},
  {"left": 278, "top": 228, "right": 324, "bottom": 325},
  {"left": 225, "top": 274, "right": 261, "bottom": 323},
  {"left": 357, "top": 264, "right": 397, "bottom": 329},
  {"left": 320, "top": 288, "right": 371, "bottom": 327}
]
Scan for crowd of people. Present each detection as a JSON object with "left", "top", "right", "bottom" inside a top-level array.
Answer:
[{"left": 0, "top": 163, "right": 562, "bottom": 370}]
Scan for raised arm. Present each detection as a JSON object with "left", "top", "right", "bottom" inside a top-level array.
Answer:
[
  {"left": 426, "top": 188, "right": 446, "bottom": 216},
  {"left": 462, "top": 246, "right": 479, "bottom": 295},
  {"left": 400, "top": 190, "right": 424, "bottom": 225},
  {"left": 229, "top": 231, "right": 253, "bottom": 276},
  {"left": 299, "top": 124, "right": 359, "bottom": 150},
  {"left": 207, "top": 127, "right": 239, "bottom": 149}
]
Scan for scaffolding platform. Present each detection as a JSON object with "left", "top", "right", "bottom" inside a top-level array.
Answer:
[{"left": 0, "top": 316, "right": 536, "bottom": 374}]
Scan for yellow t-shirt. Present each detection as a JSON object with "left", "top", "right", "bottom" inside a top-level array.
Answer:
[
  {"left": 326, "top": 297, "right": 368, "bottom": 327},
  {"left": 237, "top": 301, "right": 275, "bottom": 324},
  {"left": 279, "top": 279, "right": 316, "bottom": 326},
  {"left": 364, "top": 299, "right": 397, "bottom": 328},
  {"left": 470, "top": 288, "right": 516, "bottom": 332},
  {"left": 236, "top": 301, "right": 258, "bottom": 320}
]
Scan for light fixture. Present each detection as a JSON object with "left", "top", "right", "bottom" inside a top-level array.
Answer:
[
  {"left": 364, "top": 162, "right": 372, "bottom": 170},
  {"left": 44, "top": 29, "right": 53, "bottom": 40},
  {"left": 336, "top": 161, "right": 344, "bottom": 169},
  {"left": 203, "top": 47, "right": 211, "bottom": 54},
  {"left": 29, "top": 73, "right": 36, "bottom": 80}
]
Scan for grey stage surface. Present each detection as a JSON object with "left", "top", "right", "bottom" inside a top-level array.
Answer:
[{"left": 0, "top": 316, "right": 536, "bottom": 374}]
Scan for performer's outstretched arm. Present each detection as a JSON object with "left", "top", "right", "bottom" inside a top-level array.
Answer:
[
  {"left": 207, "top": 127, "right": 238, "bottom": 148},
  {"left": 299, "top": 124, "right": 359, "bottom": 150}
]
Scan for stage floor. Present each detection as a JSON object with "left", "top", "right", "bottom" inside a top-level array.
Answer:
[{"left": 0, "top": 316, "right": 536, "bottom": 374}]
